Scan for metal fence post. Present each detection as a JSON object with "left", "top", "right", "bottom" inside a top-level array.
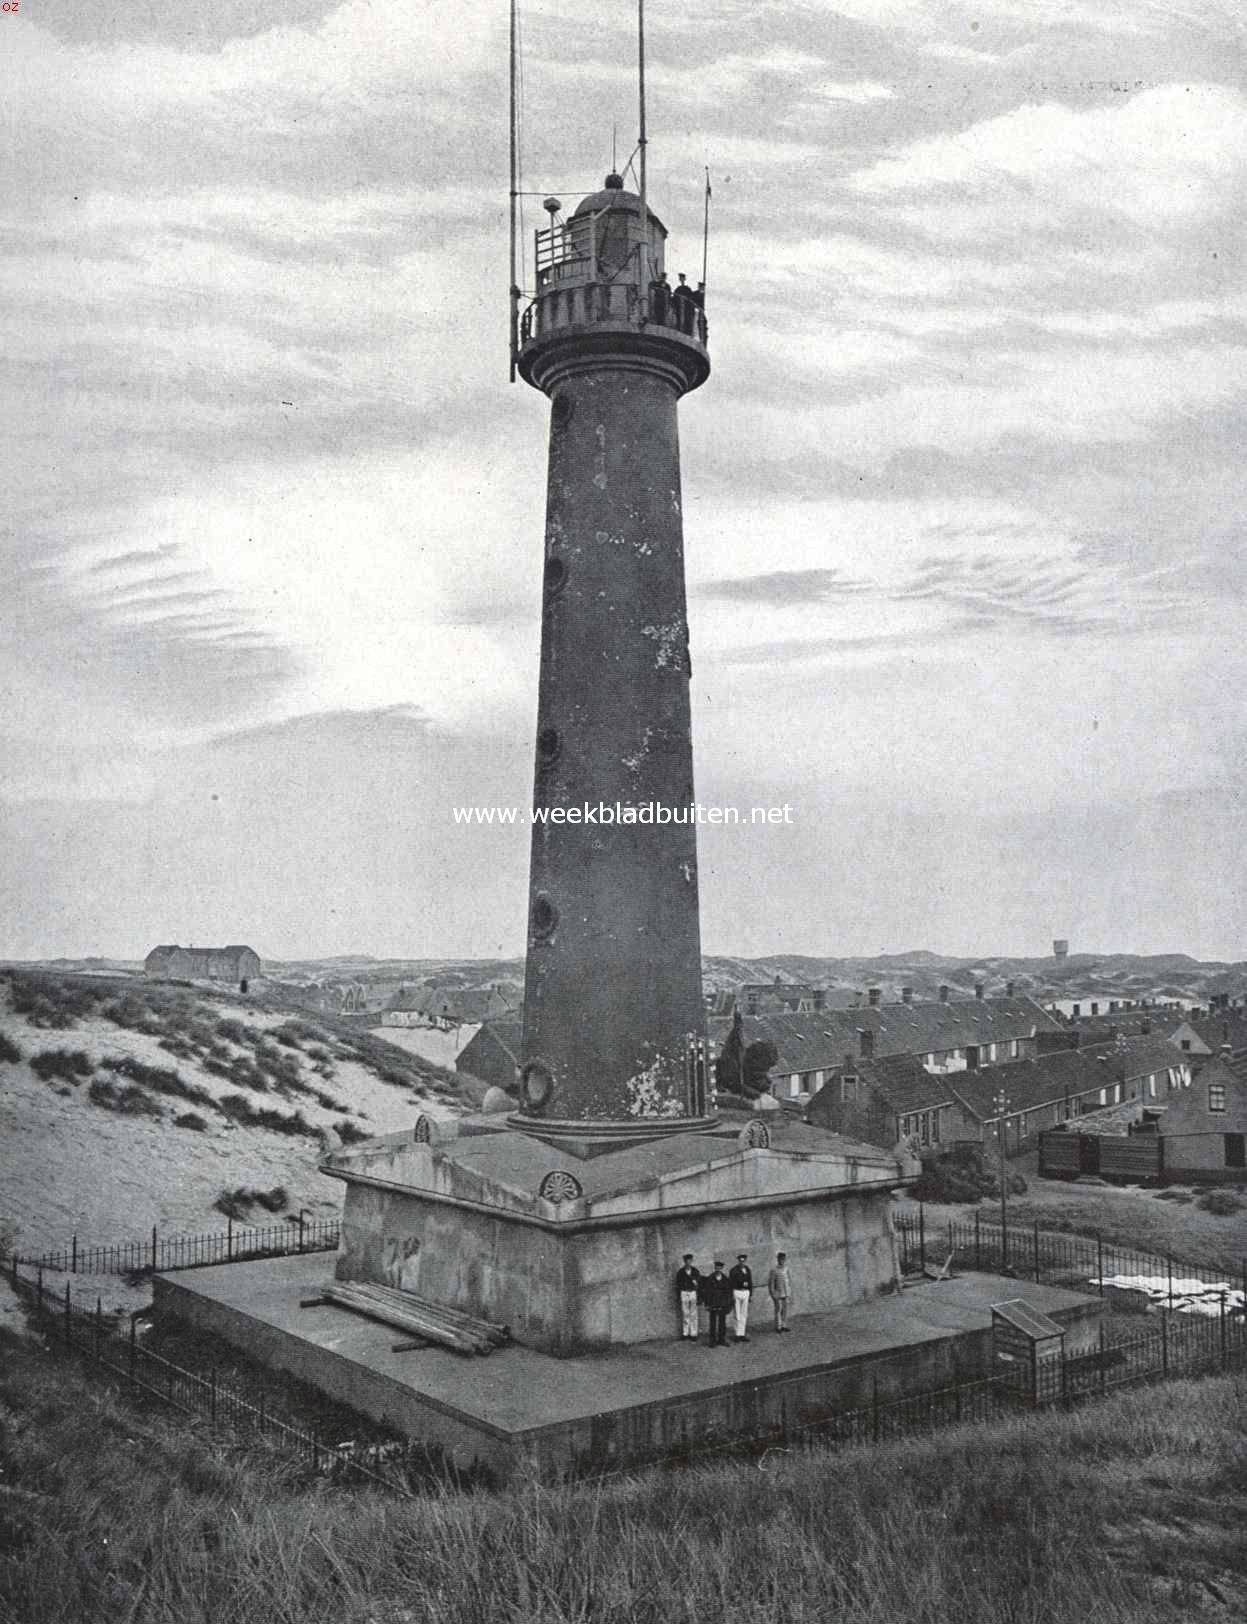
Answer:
[
  {"left": 71, "top": 1234, "right": 77, "bottom": 1275},
  {"left": 228, "top": 1217, "right": 233, "bottom": 1263},
  {"left": 150, "top": 1225, "right": 158, "bottom": 1272},
  {"left": 974, "top": 1209, "right": 981, "bottom": 1270},
  {"left": 1167, "top": 1255, "right": 1174, "bottom": 1312},
  {"left": 1033, "top": 1222, "right": 1040, "bottom": 1283},
  {"left": 1161, "top": 1308, "right": 1168, "bottom": 1377},
  {"left": 1096, "top": 1232, "right": 1104, "bottom": 1297},
  {"left": 298, "top": 1211, "right": 306, "bottom": 1255},
  {"left": 919, "top": 1203, "right": 926, "bottom": 1273}
]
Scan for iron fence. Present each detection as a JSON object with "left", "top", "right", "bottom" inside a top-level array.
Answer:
[
  {"left": 13, "top": 1215, "right": 341, "bottom": 1279},
  {"left": 5, "top": 1209, "right": 1246, "bottom": 1489},
  {"left": 895, "top": 1208, "right": 1247, "bottom": 1307},
  {"left": 7, "top": 1258, "right": 417, "bottom": 1496}
]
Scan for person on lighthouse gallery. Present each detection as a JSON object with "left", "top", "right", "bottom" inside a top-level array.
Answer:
[
  {"left": 674, "top": 1252, "right": 701, "bottom": 1341},
  {"left": 729, "top": 1252, "right": 753, "bottom": 1342},
  {"left": 702, "top": 1261, "right": 733, "bottom": 1347},
  {"left": 768, "top": 1252, "right": 792, "bottom": 1333}
]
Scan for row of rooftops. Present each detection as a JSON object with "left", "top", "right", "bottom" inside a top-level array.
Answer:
[
  {"left": 707, "top": 994, "right": 1065, "bottom": 1077},
  {"left": 810, "top": 1033, "right": 1192, "bottom": 1125}
]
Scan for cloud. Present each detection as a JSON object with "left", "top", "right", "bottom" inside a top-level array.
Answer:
[
  {"left": 849, "top": 82, "right": 1247, "bottom": 225},
  {"left": 697, "top": 568, "right": 870, "bottom": 606}
]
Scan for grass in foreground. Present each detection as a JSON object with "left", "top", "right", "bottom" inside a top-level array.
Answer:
[{"left": 1, "top": 1326, "right": 1245, "bottom": 1624}]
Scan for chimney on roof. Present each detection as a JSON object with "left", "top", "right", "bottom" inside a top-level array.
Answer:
[
  {"left": 1006, "top": 981, "right": 1015, "bottom": 998},
  {"left": 974, "top": 983, "right": 985, "bottom": 1001},
  {"left": 773, "top": 975, "right": 781, "bottom": 986},
  {"left": 939, "top": 985, "right": 950, "bottom": 1003},
  {"left": 901, "top": 986, "right": 913, "bottom": 1005},
  {"left": 868, "top": 987, "right": 882, "bottom": 1008},
  {"left": 859, "top": 1028, "right": 875, "bottom": 1060}
]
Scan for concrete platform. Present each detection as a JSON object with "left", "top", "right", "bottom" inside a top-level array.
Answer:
[{"left": 153, "top": 1255, "right": 1104, "bottom": 1481}]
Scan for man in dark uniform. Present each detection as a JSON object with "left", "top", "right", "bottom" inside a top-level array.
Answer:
[
  {"left": 728, "top": 1252, "right": 754, "bottom": 1342},
  {"left": 672, "top": 271, "right": 696, "bottom": 334},
  {"left": 702, "top": 1260, "right": 733, "bottom": 1347},
  {"left": 650, "top": 270, "right": 671, "bottom": 325},
  {"left": 674, "top": 1252, "right": 701, "bottom": 1340}
]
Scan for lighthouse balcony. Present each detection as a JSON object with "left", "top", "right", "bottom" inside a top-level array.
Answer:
[
  {"left": 521, "top": 280, "right": 708, "bottom": 347},
  {"left": 518, "top": 280, "right": 709, "bottom": 394}
]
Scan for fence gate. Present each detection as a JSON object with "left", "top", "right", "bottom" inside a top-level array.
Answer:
[{"left": 992, "top": 1299, "right": 1066, "bottom": 1404}]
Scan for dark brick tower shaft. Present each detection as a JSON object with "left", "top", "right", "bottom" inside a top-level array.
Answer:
[{"left": 514, "top": 181, "right": 713, "bottom": 1136}]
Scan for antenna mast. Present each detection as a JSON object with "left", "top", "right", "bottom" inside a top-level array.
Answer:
[
  {"left": 638, "top": 0, "right": 649, "bottom": 299},
  {"left": 508, "top": 0, "right": 520, "bottom": 381}
]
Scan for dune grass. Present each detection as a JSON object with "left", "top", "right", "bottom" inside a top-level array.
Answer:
[{"left": 1, "top": 1323, "right": 1244, "bottom": 1624}]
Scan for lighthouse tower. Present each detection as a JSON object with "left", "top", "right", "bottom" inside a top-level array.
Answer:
[
  {"left": 321, "top": 149, "right": 914, "bottom": 1364},
  {"left": 513, "top": 175, "right": 715, "bottom": 1142}
]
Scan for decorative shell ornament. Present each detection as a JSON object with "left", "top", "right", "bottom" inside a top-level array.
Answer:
[
  {"left": 739, "top": 1118, "right": 772, "bottom": 1150},
  {"left": 538, "top": 1169, "right": 584, "bottom": 1205}
]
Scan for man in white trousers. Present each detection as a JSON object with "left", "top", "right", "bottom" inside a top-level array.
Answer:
[
  {"left": 728, "top": 1252, "right": 754, "bottom": 1342},
  {"left": 674, "top": 1252, "right": 701, "bottom": 1340}
]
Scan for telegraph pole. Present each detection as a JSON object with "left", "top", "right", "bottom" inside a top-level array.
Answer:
[{"left": 995, "top": 1086, "right": 1010, "bottom": 1266}]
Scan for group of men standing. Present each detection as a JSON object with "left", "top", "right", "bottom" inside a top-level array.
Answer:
[
  {"left": 648, "top": 271, "right": 705, "bottom": 335},
  {"left": 674, "top": 1251, "right": 792, "bottom": 1346}
]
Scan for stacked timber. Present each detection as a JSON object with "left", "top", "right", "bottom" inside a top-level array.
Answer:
[{"left": 323, "top": 1282, "right": 510, "bottom": 1357}]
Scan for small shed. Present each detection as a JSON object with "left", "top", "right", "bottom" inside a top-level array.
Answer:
[{"left": 992, "top": 1298, "right": 1066, "bottom": 1403}]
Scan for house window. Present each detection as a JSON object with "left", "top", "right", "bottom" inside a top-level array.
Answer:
[
  {"left": 1209, "top": 1083, "right": 1227, "bottom": 1113},
  {"left": 842, "top": 1074, "right": 858, "bottom": 1102},
  {"left": 931, "top": 1109, "right": 941, "bottom": 1143},
  {"left": 789, "top": 1075, "right": 801, "bottom": 1099},
  {"left": 1098, "top": 1088, "right": 1107, "bottom": 1106},
  {"left": 1113, "top": 1083, "right": 1122, "bottom": 1105},
  {"left": 1181, "top": 1039, "right": 1191, "bottom": 1051},
  {"left": 1148, "top": 1077, "right": 1156, "bottom": 1098},
  {"left": 920, "top": 1113, "right": 930, "bottom": 1146}
]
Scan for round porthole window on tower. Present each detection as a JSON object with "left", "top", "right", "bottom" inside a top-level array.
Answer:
[
  {"left": 521, "top": 1060, "right": 554, "bottom": 1112},
  {"left": 544, "top": 555, "right": 568, "bottom": 598},
  {"left": 530, "top": 892, "right": 559, "bottom": 940}
]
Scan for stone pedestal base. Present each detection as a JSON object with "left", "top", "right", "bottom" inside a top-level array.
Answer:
[{"left": 321, "top": 1114, "right": 918, "bottom": 1357}]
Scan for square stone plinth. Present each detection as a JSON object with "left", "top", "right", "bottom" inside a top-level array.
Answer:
[
  {"left": 152, "top": 1254, "right": 1104, "bottom": 1482},
  {"left": 320, "top": 1116, "right": 918, "bottom": 1356}
]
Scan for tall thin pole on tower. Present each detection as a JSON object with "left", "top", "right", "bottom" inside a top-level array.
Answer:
[
  {"left": 508, "top": 0, "right": 519, "bottom": 381},
  {"left": 637, "top": 0, "right": 649, "bottom": 300},
  {"left": 702, "top": 167, "right": 711, "bottom": 289}
]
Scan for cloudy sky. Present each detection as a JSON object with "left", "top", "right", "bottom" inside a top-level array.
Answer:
[{"left": 3, "top": 0, "right": 1246, "bottom": 962}]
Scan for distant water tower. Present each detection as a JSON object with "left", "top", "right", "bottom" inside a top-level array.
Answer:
[
  {"left": 510, "top": 173, "right": 713, "bottom": 1138},
  {"left": 1053, "top": 939, "right": 1070, "bottom": 960}
]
